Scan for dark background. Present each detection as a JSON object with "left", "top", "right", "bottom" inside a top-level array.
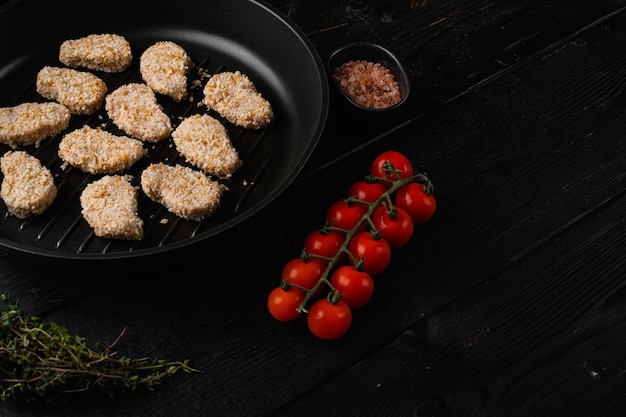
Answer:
[{"left": 0, "top": 0, "right": 625, "bottom": 416}]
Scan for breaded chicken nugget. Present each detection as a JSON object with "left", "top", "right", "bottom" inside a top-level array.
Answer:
[
  {"left": 140, "top": 41, "right": 193, "bottom": 102},
  {"left": 105, "top": 83, "right": 172, "bottom": 142},
  {"left": 36, "top": 66, "right": 107, "bottom": 115},
  {"left": 141, "top": 163, "right": 226, "bottom": 221},
  {"left": 59, "top": 33, "right": 133, "bottom": 73},
  {"left": 172, "top": 114, "right": 242, "bottom": 179},
  {"left": 0, "top": 102, "right": 70, "bottom": 148},
  {"left": 203, "top": 70, "right": 274, "bottom": 129},
  {"left": 59, "top": 125, "right": 146, "bottom": 174},
  {"left": 0, "top": 151, "right": 57, "bottom": 219},
  {"left": 80, "top": 175, "right": 143, "bottom": 240}
]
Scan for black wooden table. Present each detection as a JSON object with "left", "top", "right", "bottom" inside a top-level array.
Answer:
[{"left": 0, "top": 0, "right": 625, "bottom": 416}]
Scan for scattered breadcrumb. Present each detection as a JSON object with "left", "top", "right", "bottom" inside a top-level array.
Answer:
[
  {"left": 58, "top": 125, "right": 147, "bottom": 174},
  {"left": 80, "top": 175, "right": 143, "bottom": 240},
  {"left": 203, "top": 71, "right": 274, "bottom": 129},
  {"left": 36, "top": 66, "right": 107, "bottom": 115},
  {"left": 59, "top": 33, "right": 133, "bottom": 73},
  {"left": 0, "top": 151, "right": 57, "bottom": 218},
  {"left": 140, "top": 41, "right": 193, "bottom": 102},
  {"left": 0, "top": 102, "right": 70, "bottom": 148},
  {"left": 141, "top": 163, "right": 226, "bottom": 221},
  {"left": 105, "top": 83, "right": 172, "bottom": 142},
  {"left": 172, "top": 114, "right": 242, "bottom": 178}
]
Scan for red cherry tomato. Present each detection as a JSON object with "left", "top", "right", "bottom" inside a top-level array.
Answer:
[
  {"left": 325, "top": 199, "right": 368, "bottom": 232},
  {"left": 330, "top": 265, "right": 374, "bottom": 308},
  {"left": 371, "top": 151, "right": 414, "bottom": 185},
  {"left": 304, "top": 229, "right": 345, "bottom": 263},
  {"left": 281, "top": 257, "right": 326, "bottom": 292},
  {"left": 267, "top": 286, "right": 305, "bottom": 322},
  {"left": 347, "top": 180, "right": 387, "bottom": 203},
  {"left": 307, "top": 299, "right": 352, "bottom": 340},
  {"left": 348, "top": 231, "right": 392, "bottom": 276},
  {"left": 371, "top": 205, "right": 414, "bottom": 248},
  {"left": 394, "top": 182, "right": 436, "bottom": 224}
]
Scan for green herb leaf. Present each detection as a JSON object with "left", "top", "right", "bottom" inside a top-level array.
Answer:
[{"left": 0, "top": 294, "right": 197, "bottom": 403}]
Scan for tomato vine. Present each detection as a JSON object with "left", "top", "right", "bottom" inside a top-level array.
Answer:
[{"left": 267, "top": 151, "right": 436, "bottom": 340}]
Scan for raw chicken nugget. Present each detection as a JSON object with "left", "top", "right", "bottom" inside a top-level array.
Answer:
[
  {"left": 80, "top": 175, "right": 143, "bottom": 240},
  {"left": 36, "top": 66, "right": 107, "bottom": 115},
  {"left": 59, "top": 33, "right": 133, "bottom": 73},
  {"left": 0, "top": 151, "right": 57, "bottom": 219},
  {"left": 140, "top": 41, "right": 193, "bottom": 102},
  {"left": 59, "top": 125, "right": 146, "bottom": 174},
  {"left": 141, "top": 163, "right": 226, "bottom": 221},
  {"left": 105, "top": 83, "right": 172, "bottom": 142},
  {"left": 0, "top": 102, "right": 70, "bottom": 148},
  {"left": 172, "top": 114, "right": 242, "bottom": 179},
  {"left": 203, "top": 71, "right": 274, "bottom": 129}
]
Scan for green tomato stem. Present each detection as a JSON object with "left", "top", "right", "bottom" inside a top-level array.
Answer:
[{"left": 294, "top": 171, "right": 433, "bottom": 313}]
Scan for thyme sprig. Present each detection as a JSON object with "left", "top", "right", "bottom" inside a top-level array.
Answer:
[{"left": 0, "top": 294, "right": 197, "bottom": 403}]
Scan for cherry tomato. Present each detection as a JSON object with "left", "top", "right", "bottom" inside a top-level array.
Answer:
[
  {"left": 347, "top": 180, "right": 387, "bottom": 203},
  {"left": 307, "top": 299, "right": 352, "bottom": 340},
  {"left": 267, "top": 286, "right": 305, "bottom": 322},
  {"left": 325, "top": 199, "right": 368, "bottom": 232},
  {"left": 304, "top": 229, "right": 345, "bottom": 263},
  {"left": 371, "top": 205, "right": 414, "bottom": 248},
  {"left": 394, "top": 182, "right": 436, "bottom": 224},
  {"left": 330, "top": 265, "right": 374, "bottom": 308},
  {"left": 371, "top": 151, "right": 414, "bottom": 185},
  {"left": 348, "top": 231, "right": 392, "bottom": 276},
  {"left": 281, "top": 257, "right": 326, "bottom": 292}
]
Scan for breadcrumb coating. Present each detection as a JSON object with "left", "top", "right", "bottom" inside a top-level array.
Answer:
[
  {"left": 105, "top": 83, "right": 172, "bottom": 142},
  {"left": 0, "top": 151, "right": 57, "bottom": 219},
  {"left": 80, "top": 175, "right": 143, "bottom": 240},
  {"left": 141, "top": 163, "right": 226, "bottom": 221},
  {"left": 0, "top": 102, "right": 70, "bottom": 148},
  {"left": 36, "top": 66, "right": 107, "bottom": 115},
  {"left": 59, "top": 33, "right": 133, "bottom": 73},
  {"left": 140, "top": 41, "right": 193, "bottom": 102},
  {"left": 58, "top": 125, "right": 146, "bottom": 174},
  {"left": 2, "top": 37, "right": 273, "bottom": 233},
  {"left": 203, "top": 71, "right": 274, "bottom": 129},
  {"left": 172, "top": 114, "right": 242, "bottom": 179}
]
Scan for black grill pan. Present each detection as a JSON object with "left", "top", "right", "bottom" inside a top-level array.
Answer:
[{"left": 0, "top": 0, "right": 328, "bottom": 267}]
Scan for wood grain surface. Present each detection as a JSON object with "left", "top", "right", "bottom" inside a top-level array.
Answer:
[{"left": 0, "top": 0, "right": 624, "bottom": 416}]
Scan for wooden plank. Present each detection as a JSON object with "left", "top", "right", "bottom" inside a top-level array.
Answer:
[
  {"left": 298, "top": 0, "right": 626, "bottom": 174},
  {"left": 0, "top": 1, "right": 624, "bottom": 416},
  {"left": 12, "top": 4, "right": 622, "bottom": 416},
  {"left": 273, "top": 165, "right": 626, "bottom": 417}
]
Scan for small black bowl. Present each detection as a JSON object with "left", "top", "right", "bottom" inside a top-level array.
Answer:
[{"left": 327, "top": 42, "right": 410, "bottom": 112}]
